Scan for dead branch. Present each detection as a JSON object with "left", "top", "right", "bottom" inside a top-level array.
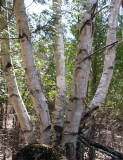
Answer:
[{"left": 79, "top": 134, "right": 123, "bottom": 159}]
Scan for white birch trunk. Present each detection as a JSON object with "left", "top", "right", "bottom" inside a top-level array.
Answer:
[
  {"left": 89, "top": 0, "right": 121, "bottom": 115},
  {"left": 52, "top": 0, "right": 66, "bottom": 146},
  {"left": 62, "top": 1, "right": 98, "bottom": 159},
  {"left": 14, "top": 0, "right": 51, "bottom": 144},
  {"left": 0, "top": 5, "right": 36, "bottom": 144}
]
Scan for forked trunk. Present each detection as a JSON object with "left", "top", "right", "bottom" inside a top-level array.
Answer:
[{"left": 14, "top": 0, "right": 51, "bottom": 144}]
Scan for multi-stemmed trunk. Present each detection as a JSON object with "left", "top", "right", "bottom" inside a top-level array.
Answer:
[
  {"left": 62, "top": 1, "right": 98, "bottom": 159},
  {"left": 0, "top": 2, "right": 37, "bottom": 144},
  {"left": 14, "top": 0, "right": 51, "bottom": 144},
  {"left": 52, "top": 0, "right": 66, "bottom": 147}
]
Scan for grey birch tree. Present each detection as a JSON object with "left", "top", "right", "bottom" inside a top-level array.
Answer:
[
  {"left": 62, "top": 0, "right": 98, "bottom": 159},
  {"left": 52, "top": 0, "right": 66, "bottom": 146},
  {"left": 0, "top": 1, "right": 37, "bottom": 144},
  {"left": 14, "top": 0, "right": 51, "bottom": 144}
]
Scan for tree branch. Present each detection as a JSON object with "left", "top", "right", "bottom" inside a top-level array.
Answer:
[
  {"left": 91, "top": 5, "right": 109, "bottom": 20},
  {"left": 79, "top": 134, "right": 123, "bottom": 159},
  {"left": 82, "top": 41, "right": 119, "bottom": 62}
]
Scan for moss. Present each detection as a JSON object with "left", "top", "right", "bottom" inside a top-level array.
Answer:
[{"left": 12, "top": 144, "right": 59, "bottom": 160}]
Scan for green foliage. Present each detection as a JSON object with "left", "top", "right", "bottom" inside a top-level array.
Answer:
[{"left": 28, "top": 9, "right": 56, "bottom": 42}]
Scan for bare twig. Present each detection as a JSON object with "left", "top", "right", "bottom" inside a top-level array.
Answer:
[
  {"left": 26, "top": 1, "right": 34, "bottom": 9},
  {"left": 91, "top": 5, "right": 109, "bottom": 20}
]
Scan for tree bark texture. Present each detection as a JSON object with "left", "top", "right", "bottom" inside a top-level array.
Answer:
[
  {"left": 0, "top": 4, "right": 37, "bottom": 144},
  {"left": 80, "top": 0, "right": 121, "bottom": 129},
  {"left": 52, "top": 0, "right": 66, "bottom": 147},
  {"left": 62, "top": 1, "right": 98, "bottom": 159},
  {"left": 14, "top": 0, "right": 51, "bottom": 144}
]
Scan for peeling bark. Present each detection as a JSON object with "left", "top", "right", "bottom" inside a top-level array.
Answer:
[
  {"left": 0, "top": 4, "right": 36, "bottom": 144},
  {"left": 62, "top": 1, "right": 98, "bottom": 159},
  {"left": 52, "top": 0, "right": 66, "bottom": 147},
  {"left": 14, "top": 0, "right": 51, "bottom": 144}
]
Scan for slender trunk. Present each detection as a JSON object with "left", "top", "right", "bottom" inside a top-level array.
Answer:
[
  {"left": 0, "top": 2, "right": 36, "bottom": 144},
  {"left": 14, "top": 0, "right": 51, "bottom": 144},
  {"left": 62, "top": 1, "right": 98, "bottom": 159},
  {"left": 52, "top": 0, "right": 66, "bottom": 147}
]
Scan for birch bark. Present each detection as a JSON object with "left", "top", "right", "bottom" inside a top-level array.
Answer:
[
  {"left": 83, "top": 0, "right": 121, "bottom": 123},
  {"left": 14, "top": 0, "right": 51, "bottom": 144},
  {"left": 0, "top": 3, "right": 36, "bottom": 144},
  {"left": 52, "top": 0, "right": 66, "bottom": 146},
  {"left": 62, "top": 1, "right": 98, "bottom": 159}
]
